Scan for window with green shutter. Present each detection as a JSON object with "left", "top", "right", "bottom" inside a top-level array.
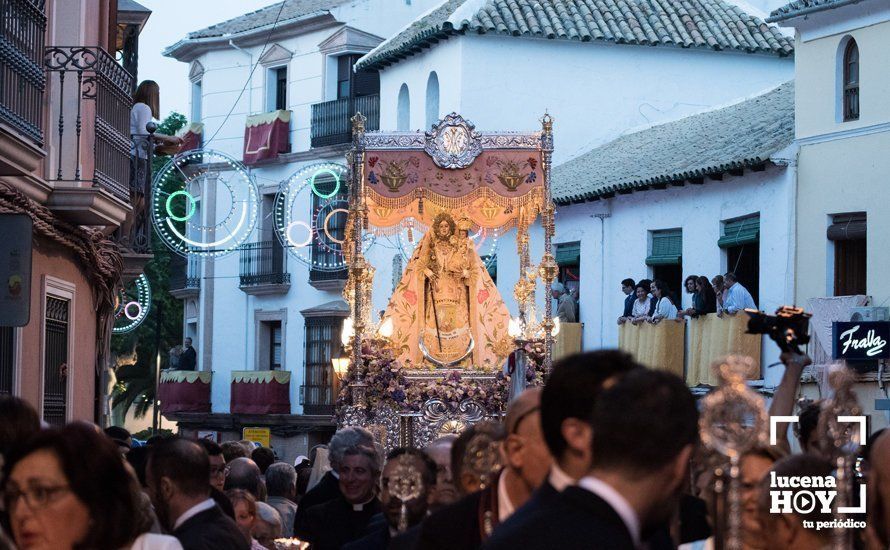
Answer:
[
  {"left": 718, "top": 216, "right": 760, "bottom": 248},
  {"left": 646, "top": 230, "right": 682, "bottom": 266},
  {"left": 555, "top": 242, "right": 580, "bottom": 267}
]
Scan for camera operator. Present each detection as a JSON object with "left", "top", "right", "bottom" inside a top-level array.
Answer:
[{"left": 768, "top": 351, "right": 812, "bottom": 454}]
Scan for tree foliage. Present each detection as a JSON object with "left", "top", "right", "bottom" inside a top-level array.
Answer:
[{"left": 112, "top": 112, "right": 188, "bottom": 419}]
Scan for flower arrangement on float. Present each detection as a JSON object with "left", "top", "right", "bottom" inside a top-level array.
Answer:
[{"left": 334, "top": 329, "right": 546, "bottom": 418}]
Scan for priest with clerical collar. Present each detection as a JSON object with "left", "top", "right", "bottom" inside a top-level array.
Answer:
[{"left": 295, "top": 444, "right": 383, "bottom": 550}]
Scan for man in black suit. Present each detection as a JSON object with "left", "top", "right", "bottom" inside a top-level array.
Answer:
[
  {"left": 484, "top": 368, "right": 699, "bottom": 550},
  {"left": 147, "top": 437, "right": 248, "bottom": 550},
  {"left": 293, "top": 427, "right": 376, "bottom": 535},
  {"left": 179, "top": 337, "right": 197, "bottom": 370},
  {"left": 416, "top": 388, "right": 551, "bottom": 549},
  {"left": 620, "top": 278, "right": 636, "bottom": 321},
  {"left": 487, "top": 350, "right": 643, "bottom": 546}
]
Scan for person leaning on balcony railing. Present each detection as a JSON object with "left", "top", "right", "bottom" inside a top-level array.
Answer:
[
  {"left": 717, "top": 272, "right": 756, "bottom": 317},
  {"left": 648, "top": 279, "right": 678, "bottom": 324},
  {"left": 616, "top": 278, "right": 636, "bottom": 325},
  {"left": 628, "top": 282, "right": 653, "bottom": 325},
  {"left": 678, "top": 276, "right": 718, "bottom": 319},
  {"left": 132, "top": 80, "right": 183, "bottom": 155}
]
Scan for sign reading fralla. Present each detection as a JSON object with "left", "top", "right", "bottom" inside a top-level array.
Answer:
[{"left": 832, "top": 322, "right": 890, "bottom": 360}]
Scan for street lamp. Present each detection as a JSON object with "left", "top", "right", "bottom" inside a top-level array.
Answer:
[{"left": 331, "top": 349, "right": 350, "bottom": 381}]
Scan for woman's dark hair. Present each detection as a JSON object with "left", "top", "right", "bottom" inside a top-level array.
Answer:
[
  {"left": 0, "top": 396, "right": 39, "bottom": 458},
  {"left": 696, "top": 276, "right": 717, "bottom": 305},
  {"left": 133, "top": 80, "right": 160, "bottom": 119},
  {"left": 634, "top": 282, "right": 649, "bottom": 294},
  {"left": 2, "top": 423, "right": 143, "bottom": 549},
  {"left": 684, "top": 275, "right": 698, "bottom": 291},
  {"left": 652, "top": 280, "right": 675, "bottom": 305}
]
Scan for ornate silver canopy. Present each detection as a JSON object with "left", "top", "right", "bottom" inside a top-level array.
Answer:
[{"left": 424, "top": 113, "right": 483, "bottom": 169}]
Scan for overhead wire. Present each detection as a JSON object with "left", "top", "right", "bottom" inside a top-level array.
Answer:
[{"left": 203, "top": 0, "right": 288, "bottom": 148}]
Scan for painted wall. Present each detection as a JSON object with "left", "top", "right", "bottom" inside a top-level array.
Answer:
[
  {"left": 379, "top": 34, "right": 794, "bottom": 164},
  {"left": 17, "top": 237, "right": 98, "bottom": 422},
  {"left": 189, "top": 0, "right": 442, "bottom": 160},
  {"left": 793, "top": 14, "right": 890, "bottom": 139}
]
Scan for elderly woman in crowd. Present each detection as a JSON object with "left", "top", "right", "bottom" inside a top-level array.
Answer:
[
  {"left": 649, "top": 280, "right": 679, "bottom": 323},
  {"left": 1, "top": 422, "right": 181, "bottom": 550}
]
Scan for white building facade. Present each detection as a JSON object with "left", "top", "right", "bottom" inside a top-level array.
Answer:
[
  {"left": 164, "top": 0, "right": 800, "bottom": 456},
  {"left": 769, "top": 0, "right": 890, "bottom": 429}
]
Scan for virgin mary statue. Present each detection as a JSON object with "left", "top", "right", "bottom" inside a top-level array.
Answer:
[{"left": 382, "top": 213, "right": 512, "bottom": 370}]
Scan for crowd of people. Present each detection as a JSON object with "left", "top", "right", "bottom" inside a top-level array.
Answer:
[
  {"left": 1, "top": 347, "right": 888, "bottom": 550},
  {"left": 617, "top": 272, "right": 757, "bottom": 325}
]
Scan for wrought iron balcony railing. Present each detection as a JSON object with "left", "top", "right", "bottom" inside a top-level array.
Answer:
[
  {"left": 310, "top": 94, "right": 379, "bottom": 148},
  {"left": 239, "top": 240, "right": 290, "bottom": 287},
  {"left": 44, "top": 46, "right": 134, "bottom": 201},
  {"left": 300, "top": 384, "right": 334, "bottom": 416},
  {"left": 0, "top": 0, "right": 46, "bottom": 146},
  {"left": 169, "top": 254, "right": 201, "bottom": 292}
]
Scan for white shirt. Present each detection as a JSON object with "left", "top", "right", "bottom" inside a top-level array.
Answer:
[
  {"left": 578, "top": 476, "right": 641, "bottom": 548},
  {"left": 631, "top": 297, "right": 651, "bottom": 318},
  {"left": 655, "top": 297, "right": 678, "bottom": 320},
  {"left": 721, "top": 282, "right": 756, "bottom": 314},
  {"left": 127, "top": 533, "right": 183, "bottom": 550},
  {"left": 497, "top": 470, "right": 516, "bottom": 522},
  {"left": 548, "top": 464, "right": 575, "bottom": 492},
  {"left": 130, "top": 102, "right": 154, "bottom": 158},
  {"left": 172, "top": 498, "right": 216, "bottom": 531}
]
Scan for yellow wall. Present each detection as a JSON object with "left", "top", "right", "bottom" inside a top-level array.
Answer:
[
  {"left": 795, "top": 132, "right": 890, "bottom": 306},
  {"left": 795, "top": 19, "right": 890, "bottom": 138}
]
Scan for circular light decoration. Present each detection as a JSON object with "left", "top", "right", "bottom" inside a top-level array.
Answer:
[
  {"left": 274, "top": 163, "right": 374, "bottom": 271},
  {"left": 151, "top": 149, "right": 259, "bottom": 258},
  {"left": 112, "top": 274, "right": 151, "bottom": 334}
]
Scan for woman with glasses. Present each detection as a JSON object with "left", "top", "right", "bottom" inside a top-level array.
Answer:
[{"left": 1, "top": 423, "right": 181, "bottom": 550}]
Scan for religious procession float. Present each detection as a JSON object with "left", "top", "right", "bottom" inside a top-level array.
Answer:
[{"left": 335, "top": 113, "right": 559, "bottom": 450}]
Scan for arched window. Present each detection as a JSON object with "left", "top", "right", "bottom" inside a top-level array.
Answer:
[
  {"left": 843, "top": 39, "right": 859, "bottom": 121},
  {"left": 425, "top": 72, "right": 440, "bottom": 129},
  {"left": 397, "top": 84, "right": 410, "bottom": 131}
]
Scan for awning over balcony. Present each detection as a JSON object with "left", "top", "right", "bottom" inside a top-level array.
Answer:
[
  {"left": 243, "top": 110, "right": 290, "bottom": 165},
  {"left": 231, "top": 370, "right": 290, "bottom": 414},
  {"left": 158, "top": 370, "right": 211, "bottom": 414},
  {"left": 179, "top": 122, "right": 203, "bottom": 153}
]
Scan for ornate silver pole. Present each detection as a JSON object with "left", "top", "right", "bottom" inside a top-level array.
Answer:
[
  {"left": 539, "top": 114, "right": 556, "bottom": 372},
  {"left": 349, "top": 113, "right": 368, "bottom": 408},
  {"left": 699, "top": 356, "right": 768, "bottom": 550},
  {"left": 819, "top": 368, "right": 863, "bottom": 550}
]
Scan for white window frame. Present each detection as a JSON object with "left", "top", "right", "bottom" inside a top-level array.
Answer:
[
  {"left": 255, "top": 309, "right": 287, "bottom": 371},
  {"left": 40, "top": 275, "right": 75, "bottom": 423}
]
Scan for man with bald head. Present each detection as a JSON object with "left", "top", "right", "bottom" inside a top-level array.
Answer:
[
  {"left": 224, "top": 456, "right": 264, "bottom": 500},
  {"left": 416, "top": 388, "right": 551, "bottom": 549}
]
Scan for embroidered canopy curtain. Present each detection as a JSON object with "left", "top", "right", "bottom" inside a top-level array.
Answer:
[{"left": 243, "top": 110, "right": 290, "bottom": 165}]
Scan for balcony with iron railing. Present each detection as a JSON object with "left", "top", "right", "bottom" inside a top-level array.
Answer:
[
  {"left": 170, "top": 254, "right": 201, "bottom": 299},
  {"left": 310, "top": 94, "right": 379, "bottom": 148},
  {"left": 0, "top": 0, "right": 47, "bottom": 176},
  {"left": 300, "top": 384, "right": 334, "bottom": 416},
  {"left": 42, "top": 45, "right": 135, "bottom": 226},
  {"left": 239, "top": 240, "right": 290, "bottom": 295}
]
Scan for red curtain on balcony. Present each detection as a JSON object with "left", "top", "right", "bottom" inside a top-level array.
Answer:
[
  {"left": 243, "top": 110, "right": 290, "bottom": 165},
  {"left": 158, "top": 371, "right": 212, "bottom": 414},
  {"left": 230, "top": 371, "right": 290, "bottom": 414},
  {"left": 179, "top": 122, "right": 204, "bottom": 153}
]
